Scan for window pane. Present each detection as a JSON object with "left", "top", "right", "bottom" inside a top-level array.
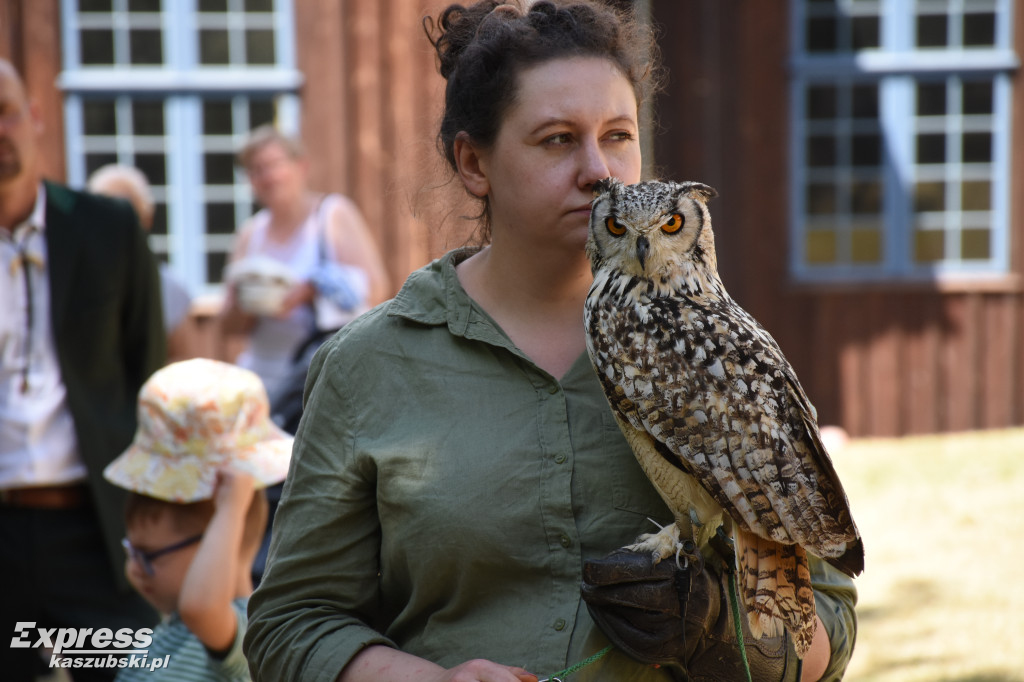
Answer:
[
  {"left": 851, "top": 16, "right": 879, "bottom": 50},
  {"left": 246, "top": 29, "right": 276, "bottom": 65},
  {"left": 808, "top": 135, "right": 836, "bottom": 167},
  {"left": 245, "top": 0, "right": 274, "bottom": 11},
  {"left": 962, "top": 81, "right": 993, "bottom": 115},
  {"left": 135, "top": 153, "right": 167, "bottom": 185},
  {"left": 203, "top": 100, "right": 234, "bottom": 134},
  {"left": 130, "top": 29, "right": 163, "bottom": 65},
  {"left": 963, "top": 13, "right": 996, "bottom": 47},
  {"left": 914, "top": 181, "right": 945, "bottom": 212},
  {"left": 807, "top": 17, "right": 837, "bottom": 52},
  {"left": 807, "top": 85, "right": 837, "bottom": 120},
  {"left": 128, "top": 0, "right": 162, "bottom": 11},
  {"left": 249, "top": 99, "right": 276, "bottom": 128},
  {"left": 961, "top": 228, "right": 990, "bottom": 259},
  {"left": 916, "top": 14, "right": 947, "bottom": 48},
  {"left": 916, "top": 133, "right": 946, "bottom": 164},
  {"left": 914, "top": 229, "right": 944, "bottom": 262},
  {"left": 851, "top": 180, "right": 881, "bottom": 214},
  {"left": 917, "top": 83, "right": 946, "bottom": 116},
  {"left": 851, "top": 133, "right": 881, "bottom": 167},
  {"left": 200, "top": 29, "right": 230, "bottom": 64},
  {"left": 132, "top": 100, "right": 165, "bottom": 135},
  {"left": 806, "top": 230, "right": 837, "bottom": 264},
  {"left": 962, "top": 132, "right": 991, "bottom": 163},
  {"left": 205, "top": 153, "right": 236, "bottom": 184},
  {"left": 81, "top": 29, "right": 115, "bottom": 65},
  {"left": 198, "top": 0, "right": 228, "bottom": 11},
  {"left": 852, "top": 85, "right": 878, "bottom": 119},
  {"left": 86, "top": 153, "right": 118, "bottom": 177},
  {"left": 80, "top": 0, "right": 113, "bottom": 11},
  {"left": 150, "top": 203, "right": 167, "bottom": 236},
  {"left": 83, "top": 100, "right": 117, "bottom": 135},
  {"left": 207, "top": 251, "right": 229, "bottom": 284},
  {"left": 850, "top": 226, "right": 881, "bottom": 263},
  {"left": 961, "top": 180, "right": 990, "bottom": 211},
  {"left": 806, "top": 183, "right": 836, "bottom": 215},
  {"left": 206, "top": 203, "right": 238, "bottom": 234}
]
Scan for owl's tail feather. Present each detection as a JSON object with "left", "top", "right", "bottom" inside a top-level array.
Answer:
[{"left": 735, "top": 527, "right": 816, "bottom": 659}]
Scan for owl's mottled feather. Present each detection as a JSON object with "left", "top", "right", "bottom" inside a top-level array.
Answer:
[{"left": 584, "top": 178, "right": 863, "bottom": 659}]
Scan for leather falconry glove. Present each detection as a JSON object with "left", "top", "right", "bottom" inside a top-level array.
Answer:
[{"left": 581, "top": 536, "right": 801, "bottom": 682}]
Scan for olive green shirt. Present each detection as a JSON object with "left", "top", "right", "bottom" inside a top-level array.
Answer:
[{"left": 244, "top": 249, "right": 857, "bottom": 682}]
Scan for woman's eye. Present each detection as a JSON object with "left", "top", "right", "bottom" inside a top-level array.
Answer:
[
  {"left": 661, "top": 213, "right": 684, "bottom": 234},
  {"left": 545, "top": 133, "right": 571, "bottom": 145},
  {"left": 606, "top": 217, "right": 626, "bottom": 236}
]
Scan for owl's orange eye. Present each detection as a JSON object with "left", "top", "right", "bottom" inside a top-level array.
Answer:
[
  {"left": 662, "top": 213, "right": 684, "bottom": 234},
  {"left": 605, "top": 217, "right": 627, "bottom": 236}
]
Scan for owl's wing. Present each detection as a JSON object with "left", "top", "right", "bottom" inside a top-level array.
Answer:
[{"left": 590, "top": 294, "right": 862, "bottom": 575}]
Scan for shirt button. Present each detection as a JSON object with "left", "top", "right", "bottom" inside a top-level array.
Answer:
[
  {"left": 553, "top": 618, "right": 566, "bottom": 631},
  {"left": 554, "top": 453, "right": 566, "bottom": 464},
  {"left": 547, "top": 384, "right": 558, "bottom": 394},
  {"left": 559, "top": 534, "right": 571, "bottom": 548}
]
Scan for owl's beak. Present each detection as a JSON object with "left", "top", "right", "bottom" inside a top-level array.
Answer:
[{"left": 636, "top": 236, "right": 650, "bottom": 271}]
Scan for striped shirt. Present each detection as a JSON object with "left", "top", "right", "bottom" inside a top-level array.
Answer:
[{"left": 116, "top": 598, "right": 249, "bottom": 681}]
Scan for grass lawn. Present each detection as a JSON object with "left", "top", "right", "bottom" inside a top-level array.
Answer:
[{"left": 830, "top": 428, "right": 1024, "bottom": 681}]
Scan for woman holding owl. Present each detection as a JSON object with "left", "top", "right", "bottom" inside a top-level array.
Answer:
[{"left": 244, "top": 2, "right": 858, "bottom": 681}]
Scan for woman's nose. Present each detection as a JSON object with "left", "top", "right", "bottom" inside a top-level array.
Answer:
[{"left": 578, "top": 140, "right": 611, "bottom": 189}]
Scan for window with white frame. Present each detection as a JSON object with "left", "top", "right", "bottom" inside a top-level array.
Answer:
[
  {"left": 789, "top": 0, "right": 1016, "bottom": 282},
  {"left": 59, "top": 0, "right": 301, "bottom": 295}
]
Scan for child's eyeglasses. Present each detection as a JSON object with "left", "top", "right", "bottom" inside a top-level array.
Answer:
[{"left": 121, "top": 534, "right": 203, "bottom": 576}]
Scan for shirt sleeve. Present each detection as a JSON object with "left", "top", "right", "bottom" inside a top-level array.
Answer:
[
  {"left": 244, "top": 330, "right": 395, "bottom": 682},
  {"left": 808, "top": 555, "right": 858, "bottom": 682},
  {"left": 207, "top": 599, "right": 252, "bottom": 677}
]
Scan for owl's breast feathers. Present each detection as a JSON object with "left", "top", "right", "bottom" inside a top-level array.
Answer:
[{"left": 585, "top": 267, "right": 863, "bottom": 578}]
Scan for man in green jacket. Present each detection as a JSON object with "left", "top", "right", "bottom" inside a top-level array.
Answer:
[{"left": 0, "top": 59, "right": 166, "bottom": 681}]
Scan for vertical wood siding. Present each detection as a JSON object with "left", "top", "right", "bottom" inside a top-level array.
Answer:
[
  {"left": 7, "top": 0, "right": 1021, "bottom": 437},
  {"left": 653, "top": 0, "right": 1024, "bottom": 437}
]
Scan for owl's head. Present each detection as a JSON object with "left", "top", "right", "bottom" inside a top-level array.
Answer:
[{"left": 586, "top": 178, "right": 719, "bottom": 282}]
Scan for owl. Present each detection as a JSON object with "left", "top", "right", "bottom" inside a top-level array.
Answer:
[{"left": 583, "top": 177, "right": 863, "bottom": 659}]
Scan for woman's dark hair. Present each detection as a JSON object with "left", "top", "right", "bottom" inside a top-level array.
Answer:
[{"left": 424, "top": 0, "right": 660, "bottom": 234}]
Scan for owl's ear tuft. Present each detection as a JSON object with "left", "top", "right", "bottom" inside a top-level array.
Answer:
[
  {"left": 684, "top": 181, "right": 718, "bottom": 202},
  {"left": 593, "top": 177, "right": 622, "bottom": 198}
]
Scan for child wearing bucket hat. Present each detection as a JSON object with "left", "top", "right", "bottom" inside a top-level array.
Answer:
[{"left": 103, "top": 359, "right": 292, "bottom": 681}]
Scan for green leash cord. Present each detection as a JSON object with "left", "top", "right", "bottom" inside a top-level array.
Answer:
[
  {"left": 538, "top": 644, "right": 613, "bottom": 681},
  {"left": 727, "top": 568, "right": 754, "bottom": 682}
]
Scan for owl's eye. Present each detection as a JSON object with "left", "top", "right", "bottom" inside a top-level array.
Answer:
[
  {"left": 662, "top": 213, "right": 684, "bottom": 234},
  {"left": 605, "top": 217, "right": 626, "bottom": 236}
]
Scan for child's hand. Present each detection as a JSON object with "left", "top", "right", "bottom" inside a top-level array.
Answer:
[{"left": 212, "top": 466, "right": 257, "bottom": 512}]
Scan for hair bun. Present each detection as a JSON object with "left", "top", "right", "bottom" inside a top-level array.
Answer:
[{"left": 427, "top": 1, "right": 518, "bottom": 81}]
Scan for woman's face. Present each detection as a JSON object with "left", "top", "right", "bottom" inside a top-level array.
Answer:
[
  {"left": 244, "top": 140, "right": 307, "bottom": 210},
  {"left": 473, "top": 56, "right": 642, "bottom": 252}
]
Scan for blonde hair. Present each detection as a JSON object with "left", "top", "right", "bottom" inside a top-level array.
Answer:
[
  {"left": 87, "top": 164, "right": 155, "bottom": 230},
  {"left": 236, "top": 124, "right": 305, "bottom": 169}
]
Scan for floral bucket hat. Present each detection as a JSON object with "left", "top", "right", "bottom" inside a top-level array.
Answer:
[{"left": 104, "top": 358, "right": 293, "bottom": 502}]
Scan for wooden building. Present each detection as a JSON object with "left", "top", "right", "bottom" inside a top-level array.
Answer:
[{"left": 2, "top": 0, "right": 1022, "bottom": 438}]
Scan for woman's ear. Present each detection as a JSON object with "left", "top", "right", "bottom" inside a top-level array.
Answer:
[{"left": 453, "top": 132, "right": 489, "bottom": 198}]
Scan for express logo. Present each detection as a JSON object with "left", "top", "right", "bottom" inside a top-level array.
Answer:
[{"left": 10, "top": 623, "right": 169, "bottom": 672}]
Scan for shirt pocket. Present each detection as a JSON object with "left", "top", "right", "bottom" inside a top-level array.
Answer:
[{"left": 600, "top": 410, "right": 674, "bottom": 524}]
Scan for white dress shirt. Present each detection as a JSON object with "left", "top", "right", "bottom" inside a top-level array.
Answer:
[{"left": 0, "top": 184, "right": 86, "bottom": 488}]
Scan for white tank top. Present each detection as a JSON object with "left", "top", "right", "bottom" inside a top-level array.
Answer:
[{"left": 235, "top": 196, "right": 334, "bottom": 399}]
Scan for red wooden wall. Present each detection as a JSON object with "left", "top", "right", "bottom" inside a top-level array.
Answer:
[
  {"left": 651, "top": 0, "right": 1024, "bottom": 437},
  {"left": 4, "top": 0, "right": 1022, "bottom": 437}
]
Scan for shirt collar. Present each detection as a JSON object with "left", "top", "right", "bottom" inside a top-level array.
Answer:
[
  {"left": 10, "top": 183, "right": 47, "bottom": 241},
  {"left": 388, "top": 246, "right": 515, "bottom": 349}
]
